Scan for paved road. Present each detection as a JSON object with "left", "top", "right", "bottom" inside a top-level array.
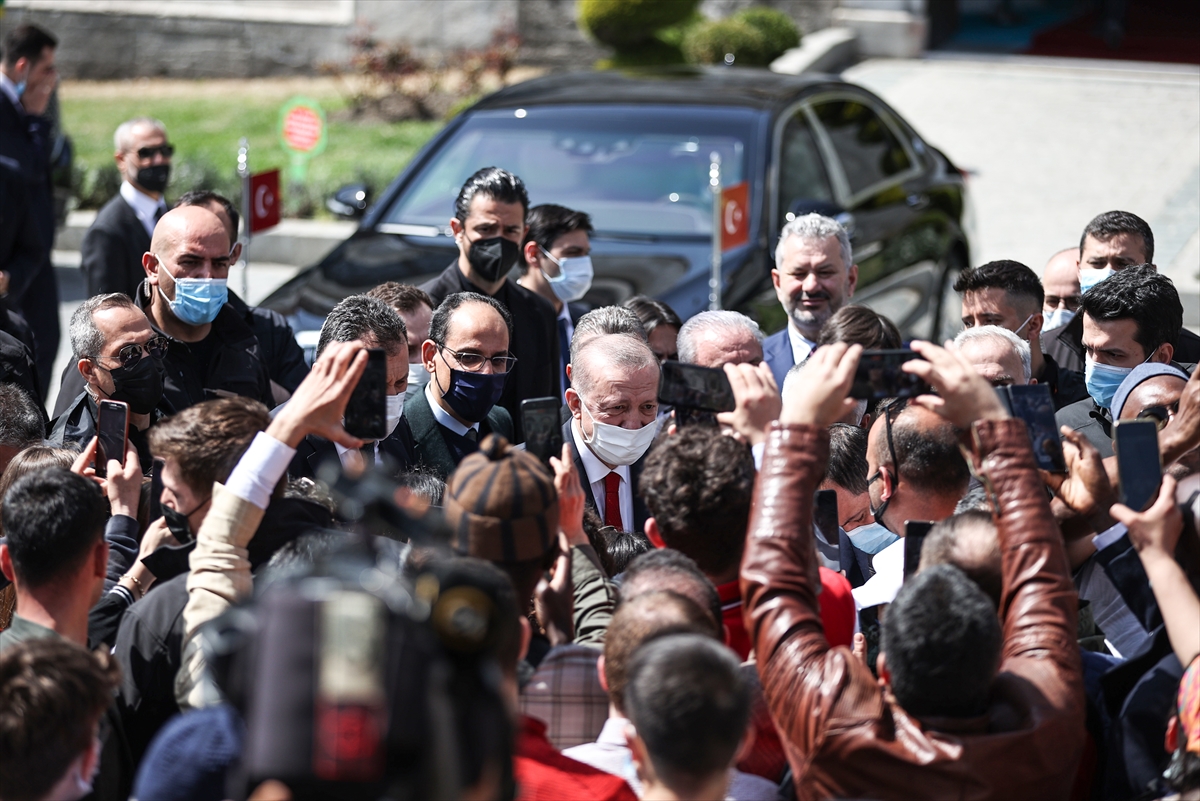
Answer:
[{"left": 846, "top": 54, "right": 1199, "bottom": 327}]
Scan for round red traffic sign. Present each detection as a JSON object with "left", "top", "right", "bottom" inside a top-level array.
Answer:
[{"left": 282, "top": 105, "right": 323, "bottom": 153}]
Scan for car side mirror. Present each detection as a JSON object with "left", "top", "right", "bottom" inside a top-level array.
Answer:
[{"left": 327, "top": 183, "right": 370, "bottom": 219}]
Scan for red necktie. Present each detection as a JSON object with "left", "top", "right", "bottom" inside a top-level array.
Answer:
[{"left": 604, "top": 471, "right": 623, "bottom": 531}]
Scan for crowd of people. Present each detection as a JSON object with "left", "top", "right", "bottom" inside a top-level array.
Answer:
[{"left": 1, "top": 20, "right": 1199, "bottom": 801}]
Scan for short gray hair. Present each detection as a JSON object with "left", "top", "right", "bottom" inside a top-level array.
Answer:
[
  {"left": 70, "top": 293, "right": 141, "bottom": 362},
  {"left": 954, "top": 325, "right": 1031, "bottom": 384},
  {"left": 775, "top": 213, "right": 852, "bottom": 270},
  {"left": 570, "top": 305, "right": 647, "bottom": 364},
  {"left": 677, "top": 311, "right": 764, "bottom": 365},
  {"left": 114, "top": 117, "right": 167, "bottom": 153},
  {"left": 572, "top": 333, "right": 658, "bottom": 401}
]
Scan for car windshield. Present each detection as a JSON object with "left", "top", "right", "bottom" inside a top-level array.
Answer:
[{"left": 382, "top": 105, "right": 757, "bottom": 237}]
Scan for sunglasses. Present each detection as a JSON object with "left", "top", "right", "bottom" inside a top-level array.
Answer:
[
  {"left": 91, "top": 335, "right": 169, "bottom": 369},
  {"left": 135, "top": 144, "right": 175, "bottom": 159},
  {"left": 1136, "top": 401, "right": 1179, "bottom": 431}
]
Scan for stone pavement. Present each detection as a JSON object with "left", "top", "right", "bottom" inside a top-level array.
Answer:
[{"left": 845, "top": 54, "right": 1200, "bottom": 329}]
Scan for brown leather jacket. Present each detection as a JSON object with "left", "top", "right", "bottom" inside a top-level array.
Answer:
[{"left": 741, "top": 420, "right": 1085, "bottom": 800}]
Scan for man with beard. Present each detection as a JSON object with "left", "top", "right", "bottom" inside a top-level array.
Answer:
[{"left": 763, "top": 214, "right": 858, "bottom": 389}]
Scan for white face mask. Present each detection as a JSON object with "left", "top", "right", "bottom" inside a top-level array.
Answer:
[
  {"left": 405, "top": 362, "right": 430, "bottom": 403},
  {"left": 1043, "top": 308, "right": 1075, "bottom": 332},
  {"left": 580, "top": 398, "right": 659, "bottom": 466},
  {"left": 541, "top": 246, "right": 594, "bottom": 303},
  {"left": 1079, "top": 267, "right": 1114, "bottom": 295},
  {"left": 384, "top": 391, "right": 405, "bottom": 439}
]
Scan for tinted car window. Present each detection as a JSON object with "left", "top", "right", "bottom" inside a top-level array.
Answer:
[
  {"left": 384, "top": 106, "right": 757, "bottom": 236},
  {"left": 778, "top": 108, "right": 834, "bottom": 217},
  {"left": 813, "top": 100, "right": 912, "bottom": 197}
]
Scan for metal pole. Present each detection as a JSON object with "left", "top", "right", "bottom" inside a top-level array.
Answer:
[
  {"left": 237, "top": 138, "right": 250, "bottom": 300},
  {"left": 709, "top": 152, "right": 722, "bottom": 311}
]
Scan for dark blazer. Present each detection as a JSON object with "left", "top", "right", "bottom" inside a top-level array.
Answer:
[
  {"left": 0, "top": 327, "right": 42, "bottom": 411},
  {"left": 0, "top": 162, "right": 43, "bottom": 305},
  {"left": 404, "top": 387, "right": 514, "bottom": 481},
  {"left": 561, "top": 417, "right": 650, "bottom": 534},
  {"left": 81, "top": 192, "right": 153, "bottom": 299},
  {"left": 1056, "top": 396, "right": 1114, "bottom": 459},
  {"left": 1044, "top": 311, "right": 1200, "bottom": 375},
  {"left": 289, "top": 416, "right": 417, "bottom": 481},
  {"left": 421, "top": 263, "right": 560, "bottom": 442},
  {"left": 762, "top": 328, "right": 795, "bottom": 391}
]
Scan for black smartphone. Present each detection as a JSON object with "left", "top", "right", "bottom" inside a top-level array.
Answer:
[
  {"left": 1114, "top": 419, "right": 1162, "bottom": 512},
  {"left": 903, "top": 520, "right": 934, "bottom": 581},
  {"left": 998, "top": 384, "right": 1066, "bottom": 473},
  {"left": 95, "top": 399, "right": 129, "bottom": 479},
  {"left": 813, "top": 489, "right": 841, "bottom": 571},
  {"left": 850, "top": 350, "right": 930, "bottom": 401},
  {"left": 522, "top": 397, "right": 564, "bottom": 466},
  {"left": 658, "top": 361, "right": 736, "bottom": 414},
  {"left": 344, "top": 348, "right": 388, "bottom": 441}
]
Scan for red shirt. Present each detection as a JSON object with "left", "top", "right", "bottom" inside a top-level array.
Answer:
[
  {"left": 515, "top": 715, "right": 638, "bottom": 801},
  {"left": 720, "top": 567, "right": 854, "bottom": 660}
]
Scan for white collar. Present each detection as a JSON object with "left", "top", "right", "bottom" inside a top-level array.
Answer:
[
  {"left": 424, "top": 380, "right": 480, "bottom": 437},
  {"left": 120, "top": 180, "right": 165, "bottom": 221},
  {"left": 570, "top": 418, "right": 631, "bottom": 486},
  {"left": 787, "top": 322, "right": 816, "bottom": 364},
  {"left": 597, "top": 716, "right": 630, "bottom": 746},
  {"left": 0, "top": 73, "right": 20, "bottom": 109}
]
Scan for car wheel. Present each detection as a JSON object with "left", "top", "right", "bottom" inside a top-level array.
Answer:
[{"left": 932, "top": 249, "right": 965, "bottom": 343}]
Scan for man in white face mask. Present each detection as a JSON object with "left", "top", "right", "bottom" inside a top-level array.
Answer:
[
  {"left": 517, "top": 204, "right": 595, "bottom": 399},
  {"left": 287, "top": 295, "right": 413, "bottom": 479},
  {"left": 1041, "top": 247, "right": 1080, "bottom": 334},
  {"left": 564, "top": 333, "right": 660, "bottom": 534},
  {"left": 366, "top": 282, "right": 435, "bottom": 405}
]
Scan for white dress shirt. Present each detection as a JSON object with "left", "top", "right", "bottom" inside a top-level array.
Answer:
[
  {"left": 787, "top": 323, "right": 816, "bottom": 366},
  {"left": 570, "top": 420, "right": 633, "bottom": 532},
  {"left": 120, "top": 180, "right": 167, "bottom": 239},
  {"left": 334, "top": 439, "right": 380, "bottom": 469}
]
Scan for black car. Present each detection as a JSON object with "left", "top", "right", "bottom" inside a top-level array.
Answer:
[{"left": 262, "top": 67, "right": 973, "bottom": 342}]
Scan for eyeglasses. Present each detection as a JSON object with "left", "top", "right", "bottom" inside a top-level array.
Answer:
[
  {"left": 135, "top": 144, "right": 175, "bottom": 159},
  {"left": 90, "top": 335, "right": 169, "bottom": 369},
  {"left": 868, "top": 398, "right": 903, "bottom": 485},
  {"left": 438, "top": 345, "right": 517, "bottom": 374}
]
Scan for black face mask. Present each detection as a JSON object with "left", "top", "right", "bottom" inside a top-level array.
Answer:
[
  {"left": 106, "top": 355, "right": 165, "bottom": 415},
  {"left": 161, "top": 504, "right": 193, "bottom": 544},
  {"left": 136, "top": 163, "right": 170, "bottom": 194},
  {"left": 465, "top": 236, "right": 520, "bottom": 284}
]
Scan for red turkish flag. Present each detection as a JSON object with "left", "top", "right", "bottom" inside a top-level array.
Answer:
[
  {"left": 720, "top": 181, "right": 749, "bottom": 251},
  {"left": 248, "top": 169, "right": 281, "bottom": 234}
]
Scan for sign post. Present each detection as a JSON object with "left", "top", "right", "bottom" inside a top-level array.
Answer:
[
  {"left": 237, "top": 139, "right": 282, "bottom": 302},
  {"left": 279, "top": 96, "right": 327, "bottom": 185},
  {"left": 709, "top": 153, "right": 722, "bottom": 311},
  {"left": 237, "top": 139, "right": 250, "bottom": 299}
]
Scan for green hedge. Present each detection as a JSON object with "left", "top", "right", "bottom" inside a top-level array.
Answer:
[{"left": 682, "top": 6, "right": 801, "bottom": 67}]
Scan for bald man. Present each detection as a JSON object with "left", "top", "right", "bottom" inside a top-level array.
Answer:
[{"left": 1042, "top": 248, "right": 1080, "bottom": 333}]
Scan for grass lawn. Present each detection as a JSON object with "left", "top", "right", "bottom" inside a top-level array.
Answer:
[{"left": 59, "top": 78, "right": 444, "bottom": 218}]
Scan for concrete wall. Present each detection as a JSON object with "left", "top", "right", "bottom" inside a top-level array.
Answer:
[{"left": 1, "top": 0, "right": 839, "bottom": 78}]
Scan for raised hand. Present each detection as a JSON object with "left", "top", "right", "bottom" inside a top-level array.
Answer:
[
  {"left": 549, "top": 442, "right": 587, "bottom": 547},
  {"left": 903, "top": 340, "right": 1009, "bottom": 429},
  {"left": 780, "top": 343, "right": 861, "bottom": 427},
  {"left": 718, "top": 362, "right": 782, "bottom": 446},
  {"left": 268, "top": 340, "right": 369, "bottom": 449}
]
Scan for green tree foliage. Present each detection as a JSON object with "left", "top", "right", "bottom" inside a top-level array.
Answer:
[
  {"left": 683, "top": 6, "right": 801, "bottom": 67},
  {"left": 578, "top": 0, "right": 701, "bottom": 67}
]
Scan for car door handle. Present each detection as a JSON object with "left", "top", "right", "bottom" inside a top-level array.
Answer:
[{"left": 906, "top": 194, "right": 929, "bottom": 210}]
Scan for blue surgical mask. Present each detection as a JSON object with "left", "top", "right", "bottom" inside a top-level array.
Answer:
[
  {"left": 540, "top": 246, "right": 594, "bottom": 303},
  {"left": 1043, "top": 308, "right": 1075, "bottom": 332},
  {"left": 1079, "top": 267, "right": 1114, "bottom": 295},
  {"left": 14, "top": 80, "right": 25, "bottom": 98},
  {"left": 846, "top": 521, "right": 899, "bottom": 556},
  {"left": 437, "top": 367, "right": 507, "bottom": 424},
  {"left": 1085, "top": 356, "right": 1134, "bottom": 410},
  {"left": 159, "top": 276, "right": 227, "bottom": 325}
]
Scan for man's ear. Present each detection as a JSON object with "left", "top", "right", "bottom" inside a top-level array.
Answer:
[
  {"left": 1153, "top": 343, "right": 1175, "bottom": 365},
  {"left": 0, "top": 544, "right": 14, "bottom": 582},
  {"left": 517, "top": 615, "right": 532, "bottom": 664},
  {"left": 142, "top": 251, "right": 159, "bottom": 281},
  {"left": 522, "top": 240, "right": 541, "bottom": 271},
  {"left": 565, "top": 387, "right": 581, "bottom": 419},
  {"left": 645, "top": 518, "right": 666, "bottom": 549},
  {"left": 565, "top": 364, "right": 573, "bottom": 382},
  {"left": 230, "top": 242, "right": 243, "bottom": 263},
  {"left": 859, "top": 412, "right": 872, "bottom": 430},
  {"left": 421, "top": 340, "right": 439, "bottom": 372},
  {"left": 770, "top": 268, "right": 781, "bottom": 292},
  {"left": 597, "top": 654, "right": 608, "bottom": 692},
  {"left": 448, "top": 217, "right": 464, "bottom": 238},
  {"left": 93, "top": 540, "right": 109, "bottom": 580},
  {"left": 847, "top": 263, "right": 859, "bottom": 296},
  {"left": 1028, "top": 311, "right": 1044, "bottom": 341},
  {"left": 77, "top": 357, "right": 96, "bottom": 384},
  {"left": 879, "top": 467, "right": 895, "bottom": 503}
]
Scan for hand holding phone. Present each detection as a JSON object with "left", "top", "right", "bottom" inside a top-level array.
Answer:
[
  {"left": 522, "top": 397, "right": 564, "bottom": 466},
  {"left": 96, "top": 400, "right": 130, "bottom": 479},
  {"left": 851, "top": 350, "right": 930, "bottom": 401},
  {"left": 658, "top": 361, "right": 736, "bottom": 419},
  {"left": 1115, "top": 419, "right": 1162, "bottom": 512},
  {"left": 996, "top": 384, "right": 1066, "bottom": 473}
]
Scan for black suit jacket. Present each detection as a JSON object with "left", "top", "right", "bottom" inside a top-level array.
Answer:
[
  {"left": 289, "top": 416, "right": 417, "bottom": 481},
  {"left": 0, "top": 161, "right": 43, "bottom": 304},
  {"left": 404, "top": 387, "right": 513, "bottom": 481},
  {"left": 421, "top": 263, "right": 560, "bottom": 441},
  {"left": 82, "top": 192, "right": 153, "bottom": 298},
  {"left": 561, "top": 417, "right": 650, "bottom": 534}
]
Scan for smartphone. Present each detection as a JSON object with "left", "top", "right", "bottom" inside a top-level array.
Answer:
[
  {"left": 998, "top": 384, "right": 1066, "bottom": 473},
  {"left": 95, "top": 399, "right": 129, "bottom": 479},
  {"left": 813, "top": 489, "right": 841, "bottom": 571},
  {"left": 658, "top": 361, "right": 736, "bottom": 414},
  {"left": 850, "top": 350, "right": 930, "bottom": 401},
  {"left": 344, "top": 349, "right": 388, "bottom": 441},
  {"left": 1114, "top": 419, "right": 1162, "bottom": 512},
  {"left": 903, "top": 520, "right": 934, "bottom": 581},
  {"left": 522, "top": 397, "right": 564, "bottom": 466}
]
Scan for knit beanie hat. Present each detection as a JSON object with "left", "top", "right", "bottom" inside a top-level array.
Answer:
[{"left": 444, "top": 434, "right": 559, "bottom": 563}]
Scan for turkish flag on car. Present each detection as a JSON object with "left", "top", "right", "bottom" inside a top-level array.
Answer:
[
  {"left": 721, "top": 181, "right": 749, "bottom": 251},
  {"left": 248, "top": 169, "right": 281, "bottom": 234}
]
